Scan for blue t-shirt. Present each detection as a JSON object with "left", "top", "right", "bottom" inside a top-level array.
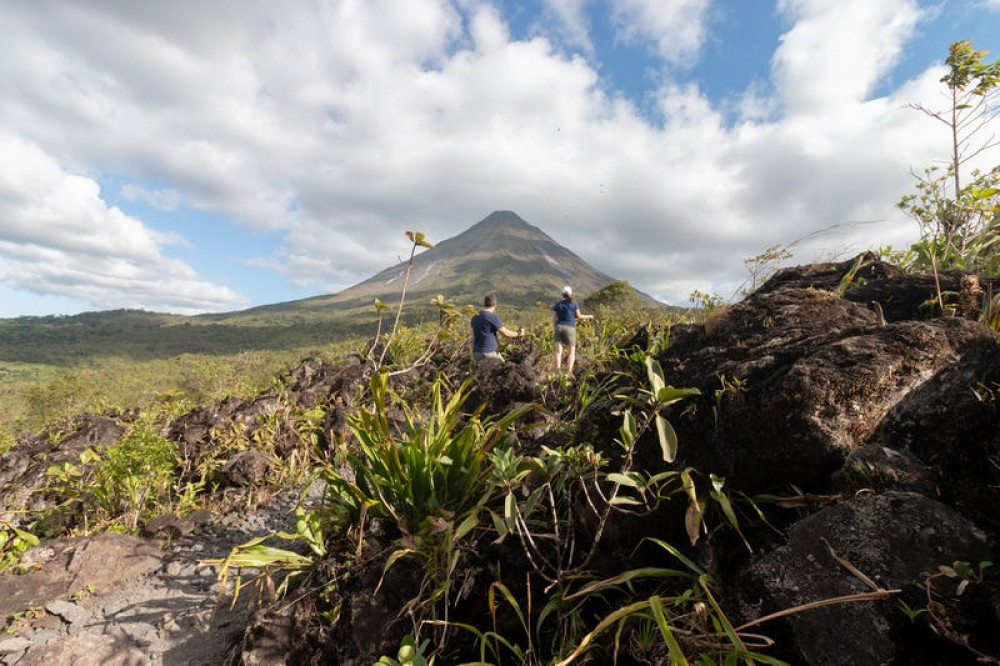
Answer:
[
  {"left": 552, "top": 299, "right": 579, "bottom": 327},
  {"left": 471, "top": 310, "right": 503, "bottom": 353}
]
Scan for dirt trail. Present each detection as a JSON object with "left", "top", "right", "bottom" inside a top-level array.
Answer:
[{"left": 0, "top": 490, "right": 304, "bottom": 666}]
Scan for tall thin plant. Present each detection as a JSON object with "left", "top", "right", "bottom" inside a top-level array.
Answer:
[{"left": 376, "top": 231, "right": 434, "bottom": 368}]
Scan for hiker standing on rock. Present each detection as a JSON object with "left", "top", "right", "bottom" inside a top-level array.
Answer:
[
  {"left": 471, "top": 293, "right": 523, "bottom": 363},
  {"left": 552, "top": 285, "right": 593, "bottom": 378}
]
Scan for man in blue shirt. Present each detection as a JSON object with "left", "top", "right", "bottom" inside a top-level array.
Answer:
[
  {"left": 552, "top": 285, "right": 593, "bottom": 378},
  {"left": 471, "top": 293, "right": 523, "bottom": 363}
]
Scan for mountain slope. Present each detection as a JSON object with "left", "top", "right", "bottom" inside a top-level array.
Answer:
[
  {"left": 0, "top": 212, "right": 660, "bottom": 363},
  {"left": 336, "top": 210, "right": 622, "bottom": 307},
  {"left": 232, "top": 210, "right": 649, "bottom": 321}
]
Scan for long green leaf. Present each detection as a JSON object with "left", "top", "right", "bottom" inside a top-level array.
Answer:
[
  {"left": 650, "top": 595, "right": 689, "bottom": 665},
  {"left": 608, "top": 496, "right": 643, "bottom": 506},
  {"left": 645, "top": 537, "right": 706, "bottom": 576},
  {"left": 455, "top": 511, "right": 480, "bottom": 540},
  {"left": 220, "top": 544, "right": 312, "bottom": 568},
  {"left": 606, "top": 472, "right": 641, "bottom": 487},
  {"left": 554, "top": 599, "right": 654, "bottom": 666},
  {"left": 645, "top": 355, "right": 666, "bottom": 394},
  {"left": 565, "top": 567, "right": 695, "bottom": 600},
  {"left": 375, "top": 547, "right": 416, "bottom": 594}
]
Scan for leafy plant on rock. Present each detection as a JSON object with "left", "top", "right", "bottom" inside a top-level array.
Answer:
[
  {"left": 323, "top": 371, "right": 534, "bottom": 645},
  {"left": 44, "top": 420, "right": 184, "bottom": 533},
  {"left": 0, "top": 519, "right": 40, "bottom": 573},
  {"left": 201, "top": 504, "right": 326, "bottom": 609},
  {"left": 470, "top": 355, "right": 714, "bottom": 659},
  {"left": 548, "top": 539, "right": 773, "bottom": 665}
]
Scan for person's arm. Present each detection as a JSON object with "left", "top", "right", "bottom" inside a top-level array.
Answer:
[
  {"left": 498, "top": 326, "right": 523, "bottom": 338},
  {"left": 574, "top": 308, "right": 594, "bottom": 321}
]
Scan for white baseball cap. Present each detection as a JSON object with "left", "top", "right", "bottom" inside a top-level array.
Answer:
[{"left": 562, "top": 285, "right": 572, "bottom": 296}]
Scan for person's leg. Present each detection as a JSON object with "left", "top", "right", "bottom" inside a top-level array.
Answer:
[
  {"left": 554, "top": 342, "right": 564, "bottom": 370},
  {"left": 567, "top": 345, "right": 576, "bottom": 376}
]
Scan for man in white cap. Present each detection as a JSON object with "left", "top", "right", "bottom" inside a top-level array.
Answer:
[{"left": 551, "top": 285, "right": 593, "bottom": 378}]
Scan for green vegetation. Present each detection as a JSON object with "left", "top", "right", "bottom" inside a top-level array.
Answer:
[
  {"left": 0, "top": 308, "right": 360, "bottom": 366},
  {"left": 191, "top": 286, "right": 806, "bottom": 665},
  {"left": 13, "top": 217, "right": 979, "bottom": 663},
  {"left": 899, "top": 39, "right": 1000, "bottom": 276},
  {"left": 43, "top": 420, "right": 186, "bottom": 534},
  {"left": 0, "top": 346, "right": 347, "bottom": 442},
  {"left": 583, "top": 279, "right": 643, "bottom": 313}
]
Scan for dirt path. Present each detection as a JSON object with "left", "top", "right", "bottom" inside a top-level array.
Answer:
[{"left": 0, "top": 491, "right": 304, "bottom": 666}]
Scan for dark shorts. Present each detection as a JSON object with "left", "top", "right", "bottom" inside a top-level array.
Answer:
[
  {"left": 473, "top": 351, "right": 504, "bottom": 363},
  {"left": 554, "top": 324, "right": 576, "bottom": 346}
]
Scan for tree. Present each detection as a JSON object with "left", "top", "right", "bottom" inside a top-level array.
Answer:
[
  {"left": 916, "top": 40, "right": 1000, "bottom": 195},
  {"left": 899, "top": 40, "right": 1000, "bottom": 274},
  {"left": 583, "top": 280, "right": 642, "bottom": 312}
]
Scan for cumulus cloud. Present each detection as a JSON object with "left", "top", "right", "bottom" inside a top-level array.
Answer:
[
  {"left": 772, "top": 0, "right": 926, "bottom": 113},
  {"left": 610, "top": 0, "right": 712, "bottom": 65},
  {"left": 540, "top": 0, "right": 593, "bottom": 53},
  {"left": 0, "top": 0, "right": 993, "bottom": 313},
  {"left": 0, "top": 134, "right": 247, "bottom": 314}
]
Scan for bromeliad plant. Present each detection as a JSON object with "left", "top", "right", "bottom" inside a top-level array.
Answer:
[
  {"left": 327, "top": 372, "right": 532, "bottom": 534},
  {"left": 323, "top": 371, "right": 535, "bottom": 641}
]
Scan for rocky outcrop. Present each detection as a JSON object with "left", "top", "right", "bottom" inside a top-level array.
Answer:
[
  {"left": 637, "top": 257, "right": 1000, "bottom": 664},
  {"left": 1, "top": 255, "right": 998, "bottom": 665},
  {"left": 657, "top": 286, "right": 999, "bottom": 494}
]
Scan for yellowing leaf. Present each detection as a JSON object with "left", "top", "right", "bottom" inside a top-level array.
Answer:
[{"left": 655, "top": 415, "right": 678, "bottom": 462}]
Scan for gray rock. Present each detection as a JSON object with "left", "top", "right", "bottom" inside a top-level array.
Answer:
[
  {"left": 18, "top": 632, "right": 146, "bottom": 666},
  {"left": 45, "top": 600, "right": 90, "bottom": 625},
  {"left": 0, "top": 637, "right": 31, "bottom": 654},
  {"left": 116, "top": 621, "right": 160, "bottom": 646},
  {"left": 28, "top": 629, "right": 61, "bottom": 646},
  {"left": 0, "top": 533, "right": 162, "bottom": 619}
]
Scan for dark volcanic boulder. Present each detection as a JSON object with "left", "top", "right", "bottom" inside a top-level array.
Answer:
[
  {"left": 655, "top": 287, "right": 1000, "bottom": 493},
  {"left": 755, "top": 252, "right": 971, "bottom": 322},
  {"left": 733, "top": 491, "right": 996, "bottom": 666},
  {"left": 466, "top": 356, "right": 540, "bottom": 417},
  {"left": 834, "top": 443, "right": 935, "bottom": 495}
]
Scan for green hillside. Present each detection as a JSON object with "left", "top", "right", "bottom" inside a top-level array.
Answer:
[{"left": 0, "top": 212, "right": 667, "bottom": 366}]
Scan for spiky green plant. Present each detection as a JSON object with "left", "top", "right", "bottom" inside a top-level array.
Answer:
[{"left": 322, "top": 371, "right": 535, "bottom": 645}]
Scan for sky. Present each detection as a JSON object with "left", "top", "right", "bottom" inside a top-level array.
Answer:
[{"left": 2, "top": 0, "right": 1000, "bottom": 317}]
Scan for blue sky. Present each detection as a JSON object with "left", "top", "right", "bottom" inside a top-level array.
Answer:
[{"left": 1, "top": 0, "right": 1000, "bottom": 317}]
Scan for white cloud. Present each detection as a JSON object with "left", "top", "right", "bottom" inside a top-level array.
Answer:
[
  {"left": 773, "top": 0, "right": 926, "bottom": 113},
  {"left": 540, "top": 0, "right": 593, "bottom": 53},
  {"left": 0, "top": 0, "right": 994, "bottom": 314},
  {"left": 0, "top": 134, "right": 247, "bottom": 314},
  {"left": 610, "top": 0, "right": 712, "bottom": 65}
]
